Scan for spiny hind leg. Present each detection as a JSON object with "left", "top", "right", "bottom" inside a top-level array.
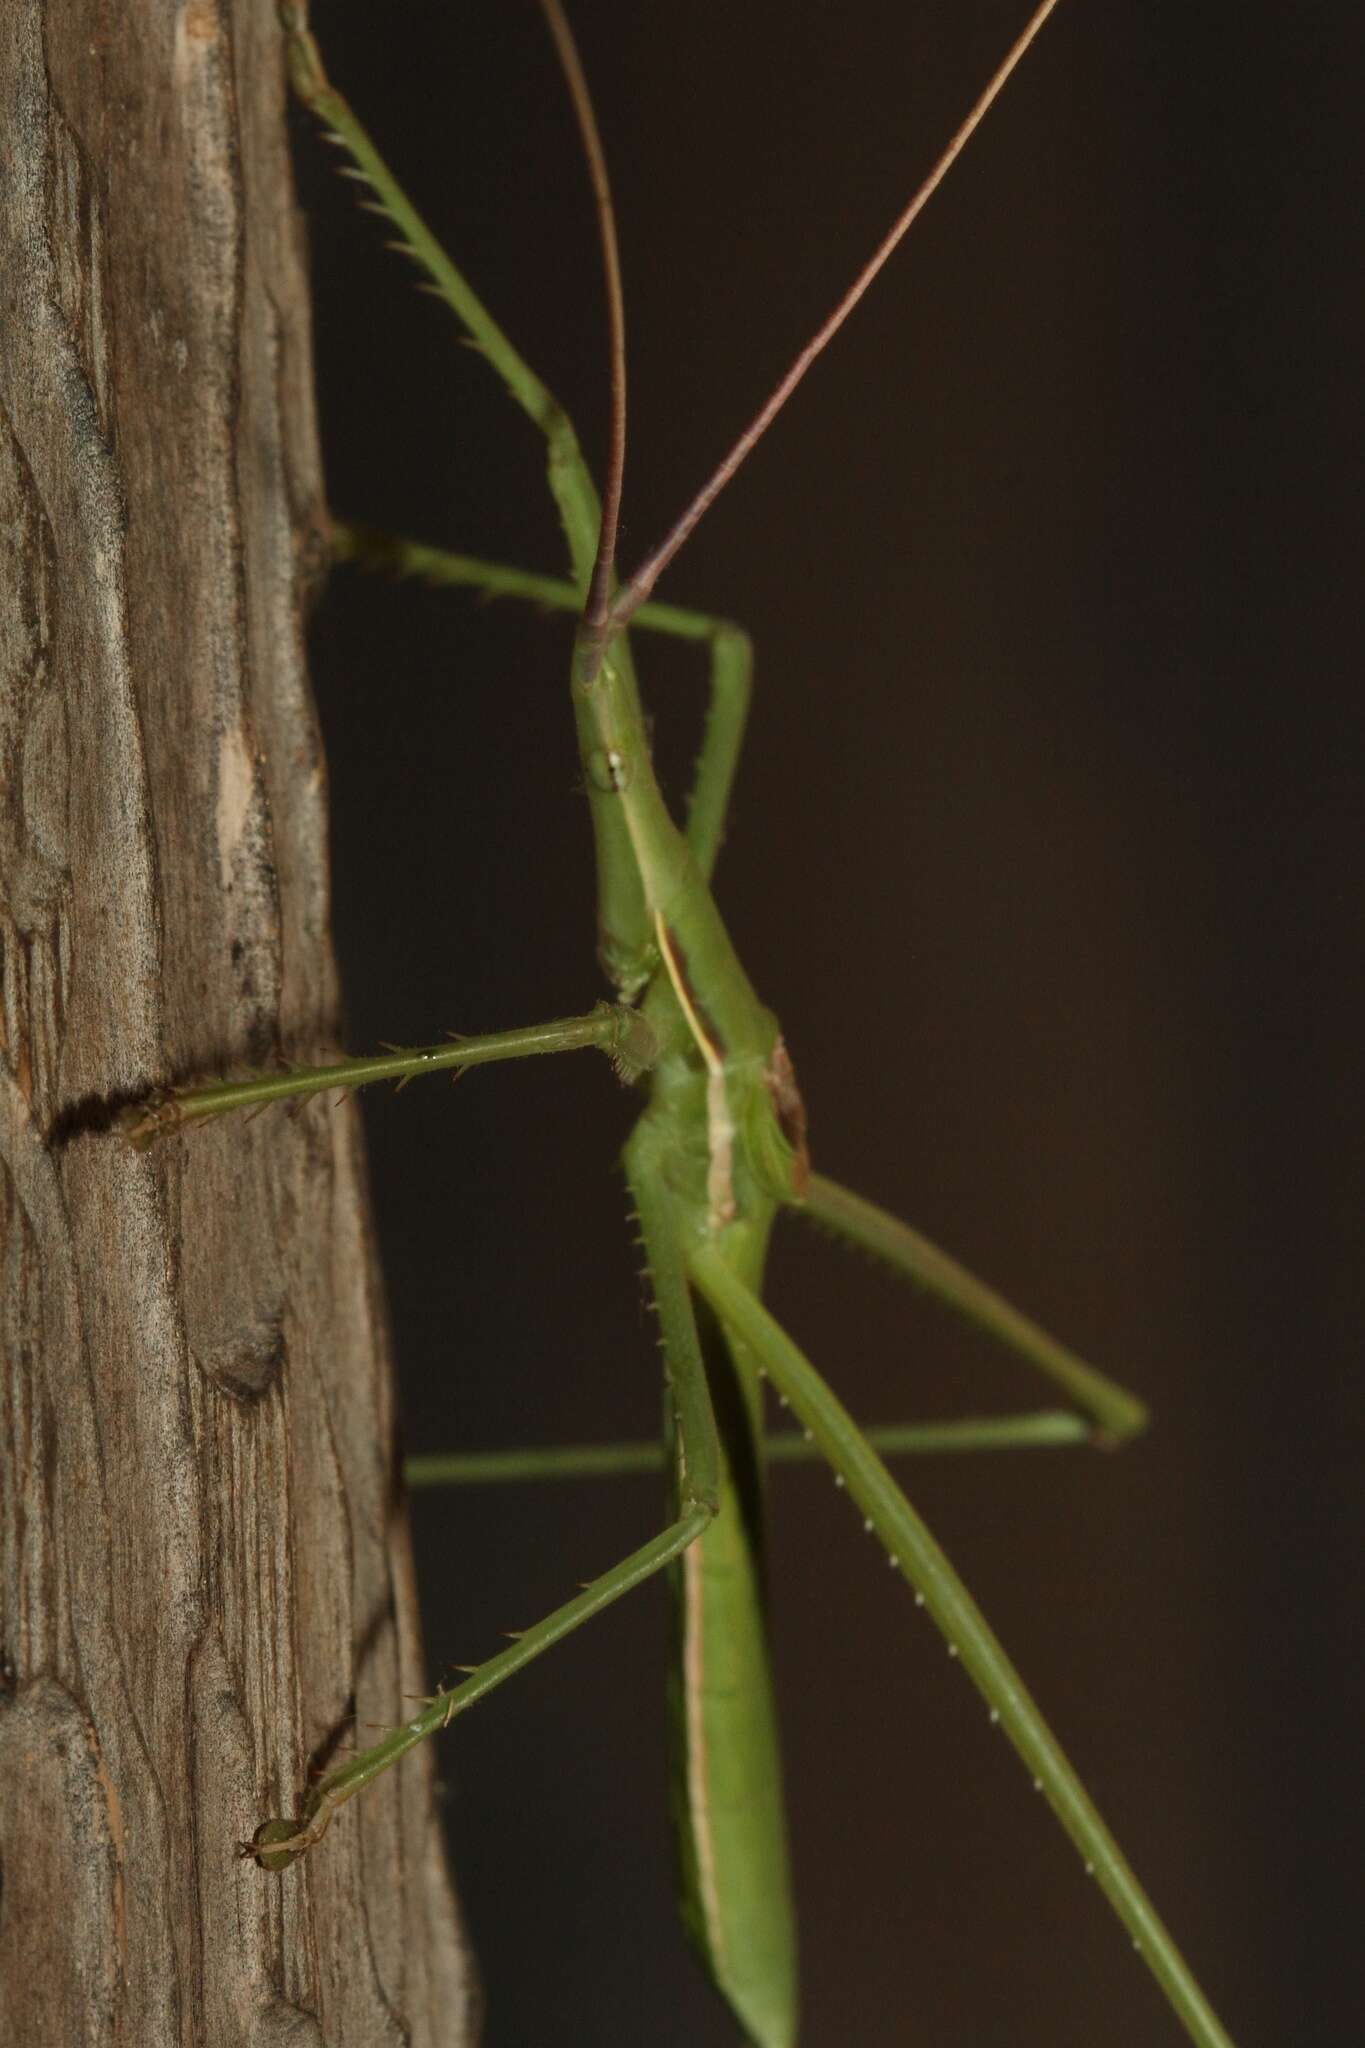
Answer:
[
  {"left": 685, "top": 1241, "right": 1233, "bottom": 2048},
  {"left": 246, "top": 1180, "right": 722, "bottom": 1871}
]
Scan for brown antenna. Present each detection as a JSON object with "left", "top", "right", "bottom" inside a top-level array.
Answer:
[
  {"left": 538, "top": 1, "right": 627, "bottom": 643},
  {"left": 608, "top": 0, "right": 1062, "bottom": 633}
]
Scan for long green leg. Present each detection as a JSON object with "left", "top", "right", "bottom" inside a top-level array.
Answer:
[
  {"left": 284, "top": 5, "right": 659, "bottom": 987},
  {"left": 795, "top": 1170, "right": 1148, "bottom": 1440},
  {"left": 245, "top": 1172, "right": 722, "bottom": 1875},
  {"left": 119, "top": 1003, "right": 653, "bottom": 1144},
  {"left": 404, "top": 1410, "right": 1088, "bottom": 1488},
  {"left": 334, "top": 523, "right": 752, "bottom": 886},
  {"left": 687, "top": 1242, "right": 1234, "bottom": 2048},
  {"left": 283, "top": 10, "right": 599, "bottom": 583},
  {"left": 246, "top": 1512, "right": 716, "bottom": 1871}
]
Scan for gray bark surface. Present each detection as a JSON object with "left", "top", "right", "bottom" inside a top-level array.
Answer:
[{"left": 0, "top": 4, "right": 472, "bottom": 2040}]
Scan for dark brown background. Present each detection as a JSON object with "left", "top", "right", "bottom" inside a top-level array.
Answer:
[{"left": 294, "top": 3, "right": 1359, "bottom": 2041}]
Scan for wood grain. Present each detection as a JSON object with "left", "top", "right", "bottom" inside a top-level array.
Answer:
[{"left": 0, "top": 5, "right": 471, "bottom": 2039}]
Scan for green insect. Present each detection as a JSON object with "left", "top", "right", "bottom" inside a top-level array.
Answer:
[{"left": 128, "top": 4, "right": 1238, "bottom": 2042}]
